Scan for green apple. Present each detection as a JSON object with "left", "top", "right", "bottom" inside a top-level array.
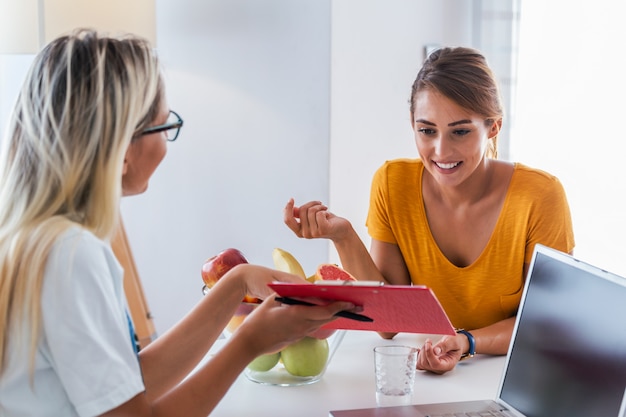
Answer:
[
  {"left": 281, "top": 336, "right": 329, "bottom": 377},
  {"left": 247, "top": 352, "right": 281, "bottom": 372}
]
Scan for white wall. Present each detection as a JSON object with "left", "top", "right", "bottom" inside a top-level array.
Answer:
[
  {"left": 124, "top": 0, "right": 477, "bottom": 335},
  {"left": 0, "top": 1, "right": 481, "bottom": 337},
  {"left": 512, "top": 1, "right": 626, "bottom": 277},
  {"left": 120, "top": 0, "right": 333, "bottom": 335},
  {"left": 0, "top": 55, "right": 32, "bottom": 141},
  {"left": 329, "top": 0, "right": 475, "bottom": 263}
]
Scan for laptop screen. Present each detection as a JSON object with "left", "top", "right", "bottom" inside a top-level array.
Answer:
[{"left": 499, "top": 245, "right": 626, "bottom": 417}]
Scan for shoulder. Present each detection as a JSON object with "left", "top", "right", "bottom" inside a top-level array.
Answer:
[
  {"left": 52, "top": 226, "right": 106, "bottom": 250},
  {"left": 512, "top": 163, "right": 562, "bottom": 185},
  {"left": 47, "top": 227, "right": 123, "bottom": 288},
  {"left": 378, "top": 158, "right": 422, "bottom": 170},
  {"left": 42, "top": 227, "right": 126, "bottom": 335},
  {"left": 373, "top": 158, "right": 422, "bottom": 179},
  {"left": 509, "top": 163, "right": 567, "bottom": 195},
  {"left": 507, "top": 163, "right": 571, "bottom": 216},
  {"left": 50, "top": 227, "right": 113, "bottom": 265},
  {"left": 371, "top": 159, "right": 422, "bottom": 193}
]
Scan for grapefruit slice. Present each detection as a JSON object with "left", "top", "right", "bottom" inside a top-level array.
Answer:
[
  {"left": 309, "top": 264, "right": 355, "bottom": 339},
  {"left": 314, "top": 263, "right": 357, "bottom": 282}
]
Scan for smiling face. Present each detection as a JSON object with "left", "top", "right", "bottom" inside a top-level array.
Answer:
[{"left": 412, "top": 89, "right": 500, "bottom": 188}]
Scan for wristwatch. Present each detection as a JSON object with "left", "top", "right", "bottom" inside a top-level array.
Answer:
[{"left": 456, "top": 329, "right": 476, "bottom": 360}]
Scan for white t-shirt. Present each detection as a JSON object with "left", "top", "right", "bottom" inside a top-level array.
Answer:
[{"left": 0, "top": 228, "right": 145, "bottom": 417}]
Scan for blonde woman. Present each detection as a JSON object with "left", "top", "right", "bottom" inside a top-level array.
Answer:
[{"left": 0, "top": 30, "right": 353, "bottom": 416}]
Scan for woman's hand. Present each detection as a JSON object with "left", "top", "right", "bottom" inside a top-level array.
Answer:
[
  {"left": 283, "top": 198, "right": 352, "bottom": 242},
  {"left": 222, "top": 263, "right": 356, "bottom": 355},
  {"left": 416, "top": 335, "right": 466, "bottom": 375},
  {"left": 225, "top": 263, "right": 308, "bottom": 301},
  {"left": 233, "top": 295, "right": 355, "bottom": 355},
  {"left": 417, "top": 318, "right": 515, "bottom": 374}
]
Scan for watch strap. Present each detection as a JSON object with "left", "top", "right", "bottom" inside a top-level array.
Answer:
[{"left": 456, "top": 329, "right": 476, "bottom": 360}]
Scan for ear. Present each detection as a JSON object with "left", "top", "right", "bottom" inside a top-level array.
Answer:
[
  {"left": 489, "top": 118, "right": 502, "bottom": 139},
  {"left": 122, "top": 145, "right": 132, "bottom": 175}
]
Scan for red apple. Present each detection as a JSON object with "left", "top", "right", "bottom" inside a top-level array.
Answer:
[
  {"left": 201, "top": 248, "right": 261, "bottom": 304},
  {"left": 201, "top": 248, "right": 248, "bottom": 288}
]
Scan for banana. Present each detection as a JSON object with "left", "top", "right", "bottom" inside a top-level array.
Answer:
[{"left": 272, "top": 247, "right": 307, "bottom": 279}]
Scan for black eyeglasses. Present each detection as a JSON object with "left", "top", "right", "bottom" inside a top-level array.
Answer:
[{"left": 141, "top": 110, "right": 183, "bottom": 141}]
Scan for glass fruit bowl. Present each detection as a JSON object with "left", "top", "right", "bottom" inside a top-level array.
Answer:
[
  {"left": 207, "top": 288, "right": 345, "bottom": 386},
  {"left": 245, "top": 328, "right": 346, "bottom": 386}
]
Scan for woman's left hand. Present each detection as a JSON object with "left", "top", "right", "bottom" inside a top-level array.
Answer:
[{"left": 416, "top": 335, "right": 465, "bottom": 374}]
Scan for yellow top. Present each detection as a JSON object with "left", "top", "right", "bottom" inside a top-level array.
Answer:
[{"left": 366, "top": 159, "right": 575, "bottom": 330}]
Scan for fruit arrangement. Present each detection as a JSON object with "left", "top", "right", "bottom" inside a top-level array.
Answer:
[
  {"left": 201, "top": 247, "right": 354, "bottom": 383},
  {"left": 201, "top": 248, "right": 261, "bottom": 303}
]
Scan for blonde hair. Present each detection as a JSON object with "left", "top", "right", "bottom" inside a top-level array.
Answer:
[{"left": 0, "top": 29, "right": 162, "bottom": 373}]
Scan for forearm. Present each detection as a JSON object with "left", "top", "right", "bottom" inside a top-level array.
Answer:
[
  {"left": 150, "top": 333, "right": 257, "bottom": 417},
  {"left": 139, "top": 267, "right": 247, "bottom": 401},
  {"left": 471, "top": 316, "right": 516, "bottom": 355},
  {"left": 332, "top": 227, "right": 386, "bottom": 283}
]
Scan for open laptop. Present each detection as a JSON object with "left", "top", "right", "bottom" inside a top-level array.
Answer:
[{"left": 330, "top": 244, "right": 626, "bottom": 417}]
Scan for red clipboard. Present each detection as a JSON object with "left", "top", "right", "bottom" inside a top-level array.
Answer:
[{"left": 268, "top": 282, "right": 455, "bottom": 335}]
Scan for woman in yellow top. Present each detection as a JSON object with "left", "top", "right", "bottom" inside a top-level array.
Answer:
[{"left": 284, "top": 47, "right": 575, "bottom": 374}]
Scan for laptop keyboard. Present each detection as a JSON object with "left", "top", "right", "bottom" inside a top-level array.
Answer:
[{"left": 427, "top": 411, "right": 511, "bottom": 417}]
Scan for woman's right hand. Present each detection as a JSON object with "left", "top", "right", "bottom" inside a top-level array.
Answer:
[
  {"left": 283, "top": 198, "right": 352, "bottom": 242},
  {"left": 232, "top": 295, "right": 354, "bottom": 356}
]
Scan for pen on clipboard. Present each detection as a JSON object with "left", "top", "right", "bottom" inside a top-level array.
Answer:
[{"left": 275, "top": 296, "right": 374, "bottom": 322}]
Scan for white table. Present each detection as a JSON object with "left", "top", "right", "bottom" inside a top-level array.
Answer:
[{"left": 207, "top": 330, "right": 506, "bottom": 417}]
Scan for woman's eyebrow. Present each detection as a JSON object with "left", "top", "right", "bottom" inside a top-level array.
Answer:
[
  {"left": 448, "top": 119, "right": 472, "bottom": 126},
  {"left": 415, "top": 119, "right": 473, "bottom": 127}
]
